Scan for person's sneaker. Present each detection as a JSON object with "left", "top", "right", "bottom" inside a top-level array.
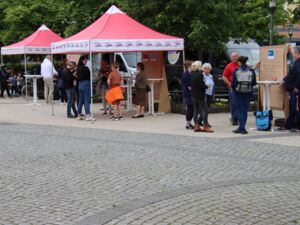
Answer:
[
  {"left": 118, "top": 116, "right": 124, "bottom": 120},
  {"left": 240, "top": 130, "right": 248, "bottom": 135},
  {"left": 86, "top": 116, "right": 96, "bottom": 121},
  {"left": 233, "top": 129, "right": 241, "bottom": 134},
  {"left": 103, "top": 112, "right": 107, "bottom": 115},
  {"left": 277, "top": 126, "right": 290, "bottom": 131},
  {"left": 112, "top": 117, "right": 120, "bottom": 121},
  {"left": 77, "top": 116, "right": 83, "bottom": 120}
]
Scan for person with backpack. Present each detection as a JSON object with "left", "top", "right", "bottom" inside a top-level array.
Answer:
[{"left": 231, "top": 56, "right": 257, "bottom": 134}]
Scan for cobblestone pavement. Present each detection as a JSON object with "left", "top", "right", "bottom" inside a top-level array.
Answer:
[{"left": 0, "top": 124, "right": 299, "bottom": 225}]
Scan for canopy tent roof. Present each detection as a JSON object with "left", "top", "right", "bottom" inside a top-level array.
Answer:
[
  {"left": 52, "top": 5, "right": 184, "bottom": 54},
  {"left": 1, "top": 25, "right": 63, "bottom": 55}
]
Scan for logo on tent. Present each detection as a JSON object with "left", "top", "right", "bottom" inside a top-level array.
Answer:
[
  {"left": 136, "top": 41, "right": 143, "bottom": 47},
  {"left": 146, "top": 42, "right": 153, "bottom": 47},
  {"left": 94, "top": 42, "right": 102, "bottom": 47}
]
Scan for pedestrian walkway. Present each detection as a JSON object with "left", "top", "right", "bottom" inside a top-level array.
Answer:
[
  {"left": 0, "top": 98, "right": 298, "bottom": 144},
  {"left": 0, "top": 123, "right": 299, "bottom": 225}
]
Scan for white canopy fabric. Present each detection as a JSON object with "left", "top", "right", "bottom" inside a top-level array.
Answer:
[{"left": 51, "top": 5, "right": 184, "bottom": 54}]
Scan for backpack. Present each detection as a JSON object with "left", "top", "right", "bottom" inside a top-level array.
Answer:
[
  {"left": 255, "top": 110, "right": 273, "bottom": 131},
  {"left": 235, "top": 68, "right": 253, "bottom": 93}
]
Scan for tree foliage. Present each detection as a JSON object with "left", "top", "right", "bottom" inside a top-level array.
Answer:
[
  {"left": 237, "top": 0, "right": 288, "bottom": 45},
  {"left": 0, "top": 0, "right": 294, "bottom": 56}
]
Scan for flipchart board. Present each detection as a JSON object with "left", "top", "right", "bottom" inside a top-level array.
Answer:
[
  {"left": 259, "top": 45, "right": 287, "bottom": 110},
  {"left": 142, "top": 52, "right": 171, "bottom": 113}
]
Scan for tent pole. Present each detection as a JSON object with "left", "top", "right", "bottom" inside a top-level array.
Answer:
[
  {"left": 24, "top": 54, "right": 28, "bottom": 100},
  {"left": 0, "top": 53, "right": 3, "bottom": 66},
  {"left": 51, "top": 54, "right": 54, "bottom": 116},
  {"left": 89, "top": 51, "right": 94, "bottom": 123},
  {"left": 182, "top": 49, "right": 186, "bottom": 68}
]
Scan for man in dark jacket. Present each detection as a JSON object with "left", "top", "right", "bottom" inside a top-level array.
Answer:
[
  {"left": 283, "top": 46, "right": 300, "bottom": 130},
  {"left": 0, "top": 67, "right": 12, "bottom": 98}
]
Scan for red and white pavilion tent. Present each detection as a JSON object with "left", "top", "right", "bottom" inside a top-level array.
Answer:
[
  {"left": 51, "top": 5, "right": 184, "bottom": 54},
  {"left": 1, "top": 25, "right": 63, "bottom": 100},
  {"left": 51, "top": 5, "right": 184, "bottom": 119},
  {"left": 1, "top": 25, "right": 63, "bottom": 56},
  {"left": 1, "top": 24, "right": 63, "bottom": 73}
]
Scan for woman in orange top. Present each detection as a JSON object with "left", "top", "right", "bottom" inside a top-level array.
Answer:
[{"left": 106, "top": 62, "right": 124, "bottom": 121}]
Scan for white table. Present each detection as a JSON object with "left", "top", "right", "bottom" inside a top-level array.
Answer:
[
  {"left": 24, "top": 75, "right": 43, "bottom": 106},
  {"left": 122, "top": 77, "right": 133, "bottom": 112},
  {"left": 147, "top": 78, "right": 163, "bottom": 116},
  {"left": 257, "top": 80, "right": 283, "bottom": 111}
]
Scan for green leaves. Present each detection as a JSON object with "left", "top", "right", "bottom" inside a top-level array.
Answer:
[{"left": 0, "top": 0, "right": 295, "bottom": 56}]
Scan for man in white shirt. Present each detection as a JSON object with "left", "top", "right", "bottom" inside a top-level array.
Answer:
[{"left": 41, "top": 55, "right": 58, "bottom": 103}]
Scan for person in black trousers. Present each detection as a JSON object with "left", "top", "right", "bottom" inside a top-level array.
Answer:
[
  {"left": 190, "top": 61, "right": 213, "bottom": 133},
  {"left": 182, "top": 60, "right": 194, "bottom": 129},
  {"left": 57, "top": 60, "right": 68, "bottom": 105},
  {"left": 0, "top": 67, "right": 12, "bottom": 98},
  {"left": 283, "top": 46, "right": 300, "bottom": 130}
]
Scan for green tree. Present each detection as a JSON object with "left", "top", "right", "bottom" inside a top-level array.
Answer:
[
  {"left": 124, "top": 0, "right": 241, "bottom": 59},
  {"left": 0, "top": 0, "right": 71, "bottom": 45},
  {"left": 0, "top": 0, "right": 292, "bottom": 55},
  {"left": 237, "top": 0, "right": 288, "bottom": 45},
  {"left": 62, "top": 0, "right": 123, "bottom": 37}
]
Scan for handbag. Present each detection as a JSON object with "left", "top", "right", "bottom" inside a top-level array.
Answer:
[{"left": 146, "top": 84, "right": 151, "bottom": 93}]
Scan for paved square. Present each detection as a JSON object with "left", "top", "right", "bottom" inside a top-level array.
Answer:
[{"left": 0, "top": 121, "right": 299, "bottom": 225}]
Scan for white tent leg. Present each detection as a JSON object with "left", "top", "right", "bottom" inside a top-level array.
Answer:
[
  {"left": 182, "top": 50, "right": 186, "bottom": 68},
  {"left": 89, "top": 51, "right": 94, "bottom": 123},
  {"left": 51, "top": 54, "right": 54, "bottom": 116},
  {"left": 24, "top": 54, "right": 28, "bottom": 100}
]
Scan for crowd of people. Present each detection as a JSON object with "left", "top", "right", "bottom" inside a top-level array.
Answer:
[
  {"left": 183, "top": 53, "right": 257, "bottom": 134},
  {"left": 2, "top": 47, "right": 299, "bottom": 133},
  {"left": 39, "top": 55, "right": 149, "bottom": 122},
  {"left": 0, "top": 66, "right": 25, "bottom": 98}
]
